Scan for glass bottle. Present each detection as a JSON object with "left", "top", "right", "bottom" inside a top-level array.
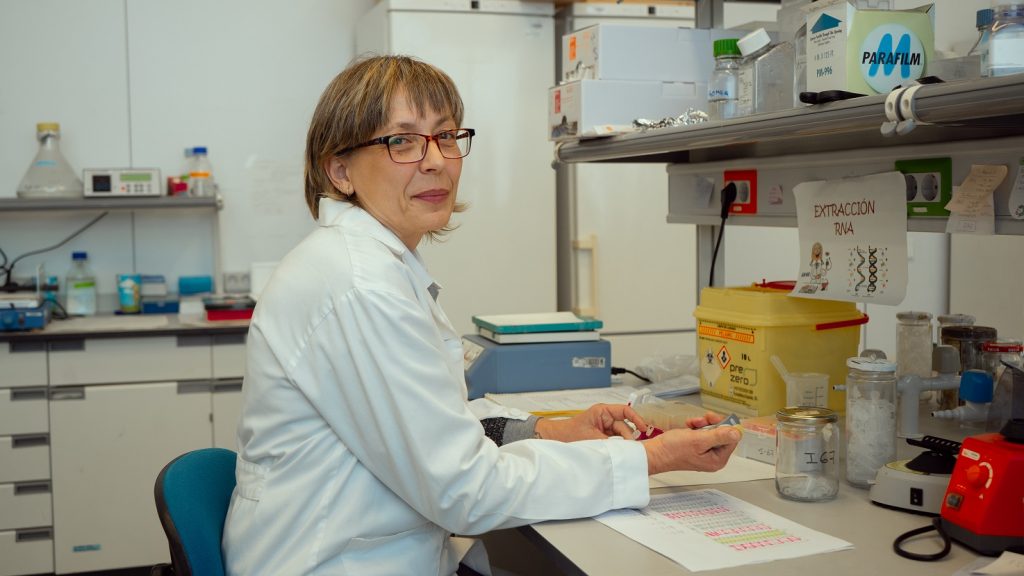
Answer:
[
  {"left": 736, "top": 28, "right": 794, "bottom": 117},
  {"left": 987, "top": 4, "right": 1024, "bottom": 77},
  {"left": 16, "top": 122, "right": 84, "bottom": 199},
  {"left": 707, "top": 38, "right": 741, "bottom": 121},
  {"left": 66, "top": 251, "right": 97, "bottom": 316},
  {"left": 970, "top": 8, "right": 995, "bottom": 77},
  {"left": 793, "top": 23, "right": 808, "bottom": 107},
  {"left": 896, "top": 311, "right": 933, "bottom": 380},
  {"left": 188, "top": 146, "right": 217, "bottom": 197},
  {"left": 844, "top": 356, "right": 897, "bottom": 488},
  {"left": 776, "top": 407, "right": 839, "bottom": 502}
]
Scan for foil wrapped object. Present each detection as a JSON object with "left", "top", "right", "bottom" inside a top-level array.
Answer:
[{"left": 633, "top": 108, "right": 709, "bottom": 130}]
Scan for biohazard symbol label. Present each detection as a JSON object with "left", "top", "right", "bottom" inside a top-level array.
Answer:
[{"left": 717, "top": 346, "right": 731, "bottom": 369}]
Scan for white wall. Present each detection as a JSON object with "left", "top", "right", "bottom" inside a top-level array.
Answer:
[{"left": 0, "top": 0, "right": 373, "bottom": 300}]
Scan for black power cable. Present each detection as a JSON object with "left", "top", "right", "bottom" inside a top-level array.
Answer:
[
  {"left": 708, "top": 182, "right": 738, "bottom": 287},
  {"left": 1, "top": 211, "right": 109, "bottom": 290},
  {"left": 611, "top": 367, "right": 651, "bottom": 383}
]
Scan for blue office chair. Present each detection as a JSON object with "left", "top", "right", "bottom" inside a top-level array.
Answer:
[{"left": 152, "top": 447, "right": 237, "bottom": 576}]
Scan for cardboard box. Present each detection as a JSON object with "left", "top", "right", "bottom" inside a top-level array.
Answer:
[
  {"left": 549, "top": 79, "right": 706, "bottom": 141},
  {"left": 562, "top": 24, "right": 739, "bottom": 83},
  {"left": 805, "top": 1, "right": 933, "bottom": 95}
]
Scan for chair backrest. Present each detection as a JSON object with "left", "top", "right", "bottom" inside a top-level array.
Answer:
[{"left": 154, "top": 447, "right": 237, "bottom": 576}]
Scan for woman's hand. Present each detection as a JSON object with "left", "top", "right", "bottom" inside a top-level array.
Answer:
[
  {"left": 642, "top": 425, "right": 741, "bottom": 475},
  {"left": 534, "top": 403, "right": 649, "bottom": 442}
]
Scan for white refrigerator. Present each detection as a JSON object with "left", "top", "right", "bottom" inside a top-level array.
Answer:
[
  {"left": 356, "top": 0, "right": 557, "bottom": 336},
  {"left": 555, "top": 4, "right": 703, "bottom": 371}
]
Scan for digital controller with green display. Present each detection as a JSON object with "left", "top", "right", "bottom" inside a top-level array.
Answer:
[{"left": 83, "top": 168, "right": 162, "bottom": 197}]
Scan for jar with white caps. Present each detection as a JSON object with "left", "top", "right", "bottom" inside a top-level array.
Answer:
[
  {"left": 844, "top": 356, "right": 897, "bottom": 487},
  {"left": 776, "top": 407, "right": 839, "bottom": 502}
]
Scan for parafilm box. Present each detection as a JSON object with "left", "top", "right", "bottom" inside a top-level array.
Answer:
[{"left": 806, "top": 1, "right": 934, "bottom": 95}]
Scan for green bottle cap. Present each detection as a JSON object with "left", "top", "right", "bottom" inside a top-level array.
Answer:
[{"left": 713, "top": 38, "right": 741, "bottom": 58}]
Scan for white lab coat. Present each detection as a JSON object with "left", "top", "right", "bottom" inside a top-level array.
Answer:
[{"left": 222, "top": 199, "right": 650, "bottom": 575}]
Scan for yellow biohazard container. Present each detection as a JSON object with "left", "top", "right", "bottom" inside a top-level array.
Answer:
[{"left": 694, "top": 282, "right": 867, "bottom": 417}]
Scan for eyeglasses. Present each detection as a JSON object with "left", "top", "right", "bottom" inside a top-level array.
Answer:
[{"left": 338, "top": 128, "right": 475, "bottom": 164}]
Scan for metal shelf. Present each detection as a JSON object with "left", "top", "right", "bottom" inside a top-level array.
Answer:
[
  {"left": 554, "top": 74, "right": 1024, "bottom": 166},
  {"left": 0, "top": 195, "right": 222, "bottom": 212}
]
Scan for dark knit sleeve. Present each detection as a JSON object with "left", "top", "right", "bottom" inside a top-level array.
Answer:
[{"left": 480, "top": 416, "right": 541, "bottom": 446}]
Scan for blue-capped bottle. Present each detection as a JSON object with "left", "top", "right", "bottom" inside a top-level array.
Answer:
[
  {"left": 970, "top": 9, "right": 994, "bottom": 77},
  {"left": 188, "top": 146, "right": 217, "bottom": 197},
  {"left": 66, "top": 251, "right": 97, "bottom": 316}
]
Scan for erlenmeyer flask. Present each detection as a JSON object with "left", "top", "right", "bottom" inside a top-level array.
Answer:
[{"left": 17, "top": 122, "right": 84, "bottom": 199}]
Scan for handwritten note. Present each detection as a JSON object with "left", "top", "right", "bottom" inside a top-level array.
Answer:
[
  {"left": 595, "top": 489, "right": 853, "bottom": 572},
  {"left": 792, "top": 171, "right": 908, "bottom": 305},
  {"left": 945, "top": 164, "right": 1007, "bottom": 234}
]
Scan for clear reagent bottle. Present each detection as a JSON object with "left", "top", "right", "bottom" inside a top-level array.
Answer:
[
  {"left": 188, "top": 146, "right": 217, "bottom": 197},
  {"left": 736, "top": 28, "right": 794, "bottom": 117},
  {"left": 987, "top": 4, "right": 1024, "bottom": 77},
  {"left": 66, "top": 251, "right": 97, "bottom": 316},
  {"left": 708, "top": 38, "right": 742, "bottom": 121},
  {"left": 970, "top": 8, "right": 995, "bottom": 77},
  {"left": 17, "top": 122, "right": 84, "bottom": 199}
]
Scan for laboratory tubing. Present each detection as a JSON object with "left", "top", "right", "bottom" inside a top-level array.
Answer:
[
  {"left": 845, "top": 356, "right": 897, "bottom": 488},
  {"left": 970, "top": 8, "right": 995, "bottom": 76},
  {"left": 987, "top": 4, "right": 1024, "bottom": 77},
  {"left": 66, "top": 251, "right": 97, "bottom": 316},
  {"left": 17, "top": 122, "right": 84, "bottom": 199},
  {"left": 896, "top": 345, "right": 961, "bottom": 439},
  {"left": 895, "top": 311, "right": 933, "bottom": 380},
  {"left": 940, "top": 324, "right": 997, "bottom": 409},
  {"left": 707, "top": 38, "right": 741, "bottom": 121},
  {"left": 775, "top": 407, "right": 839, "bottom": 502},
  {"left": 931, "top": 369, "right": 993, "bottom": 429},
  {"left": 735, "top": 28, "right": 794, "bottom": 117},
  {"left": 188, "top": 146, "right": 217, "bottom": 197}
]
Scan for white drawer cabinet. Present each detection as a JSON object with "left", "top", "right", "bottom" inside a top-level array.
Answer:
[
  {"left": 212, "top": 333, "right": 247, "bottom": 379},
  {"left": 1, "top": 341, "right": 47, "bottom": 388},
  {"left": 0, "top": 528, "right": 54, "bottom": 576},
  {"left": 48, "top": 335, "right": 212, "bottom": 386},
  {"left": 0, "top": 388, "right": 48, "bottom": 436},
  {"left": 49, "top": 381, "right": 213, "bottom": 574},
  {"left": 0, "top": 481, "right": 52, "bottom": 531},
  {"left": 0, "top": 435, "right": 50, "bottom": 483}
]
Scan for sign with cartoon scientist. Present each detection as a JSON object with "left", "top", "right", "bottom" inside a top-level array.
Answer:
[{"left": 792, "top": 171, "right": 908, "bottom": 305}]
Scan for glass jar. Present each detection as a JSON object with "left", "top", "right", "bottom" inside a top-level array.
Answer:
[
  {"left": 940, "top": 325, "right": 998, "bottom": 410},
  {"left": 983, "top": 339, "right": 1023, "bottom": 378},
  {"left": 844, "top": 357, "right": 897, "bottom": 488},
  {"left": 896, "top": 311, "right": 933, "bottom": 379},
  {"left": 776, "top": 407, "right": 839, "bottom": 502}
]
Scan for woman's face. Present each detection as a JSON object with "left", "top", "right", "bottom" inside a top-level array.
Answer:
[{"left": 328, "top": 91, "right": 462, "bottom": 250}]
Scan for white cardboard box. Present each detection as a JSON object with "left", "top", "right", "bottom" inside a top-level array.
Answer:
[
  {"left": 549, "top": 79, "right": 707, "bottom": 141},
  {"left": 806, "top": 0, "right": 934, "bottom": 94},
  {"left": 562, "top": 24, "right": 739, "bottom": 83}
]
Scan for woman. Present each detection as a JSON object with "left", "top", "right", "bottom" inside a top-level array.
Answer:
[{"left": 222, "top": 55, "right": 741, "bottom": 575}]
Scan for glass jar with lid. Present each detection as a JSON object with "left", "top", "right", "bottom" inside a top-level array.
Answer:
[
  {"left": 845, "top": 356, "right": 897, "bottom": 487},
  {"left": 896, "top": 311, "right": 933, "bottom": 379},
  {"left": 776, "top": 407, "right": 839, "bottom": 502}
]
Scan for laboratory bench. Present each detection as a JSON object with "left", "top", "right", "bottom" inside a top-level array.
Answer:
[
  {"left": 519, "top": 400, "right": 995, "bottom": 576},
  {"left": 0, "top": 315, "right": 248, "bottom": 576}
]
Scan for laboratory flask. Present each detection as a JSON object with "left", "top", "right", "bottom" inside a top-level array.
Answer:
[
  {"left": 776, "top": 407, "right": 839, "bottom": 502},
  {"left": 845, "top": 356, "right": 897, "bottom": 488},
  {"left": 17, "top": 122, "right": 84, "bottom": 199}
]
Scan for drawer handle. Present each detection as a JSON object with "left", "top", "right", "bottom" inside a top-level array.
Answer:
[
  {"left": 50, "top": 387, "right": 86, "bottom": 401},
  {"left": 9, "top": 341, "right": 46, "bottom": 353},
  {"left": 10, "top": 388, "right": 47, "bottom": 401},
  {"left": 12, "top": 434, "right": 49, "bottom": 448},
  {"left": 212, "top": 380, "right": 243, "bottom": 393},
  {"left": 177, "top": 335, "right": 212, "bottom": 348},
  {"left": 14, "top": 481, "right": 51, "bottom": 495},
  {"left": 213, "top": 333, "right": 247, "bottom": 345},
  {"left": 17, "top": 528, "right": 53, "bottom": 542},
  {"left": 178, "top": 380, "right": 212, "bottom": 394},
  {"left": 49, "top": 339, "right": 85, "bottom": 352}
]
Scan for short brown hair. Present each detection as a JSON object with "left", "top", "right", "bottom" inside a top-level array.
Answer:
[{"left": 304, "top": 54, "right": 467, "bottom": 222}]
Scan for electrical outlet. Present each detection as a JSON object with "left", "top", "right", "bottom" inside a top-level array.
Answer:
[{"left": 223, "top": 271, "right": 250, "bottom": 294}]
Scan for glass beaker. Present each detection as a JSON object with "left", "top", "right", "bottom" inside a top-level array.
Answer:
[
  {"left": 776, "top": 407, "right": 839, "bottom": 502},
  {"left": 785, "top": 372, "right": 829, "bottom": 408}
]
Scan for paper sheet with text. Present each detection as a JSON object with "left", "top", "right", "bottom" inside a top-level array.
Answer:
[
  {"left": 792, "top": 171, "right": 908, "bottom": 305},
  {"left": 595, "top": 489, "right": 853, "bottom": 572},
  {"left": 945, "top": 164, "right": 1007, "bottom": 234}
]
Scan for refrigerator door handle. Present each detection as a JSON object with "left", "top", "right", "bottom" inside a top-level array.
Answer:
[{"left": 572, "top": 233, "right": 598, "bottom": 318}]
